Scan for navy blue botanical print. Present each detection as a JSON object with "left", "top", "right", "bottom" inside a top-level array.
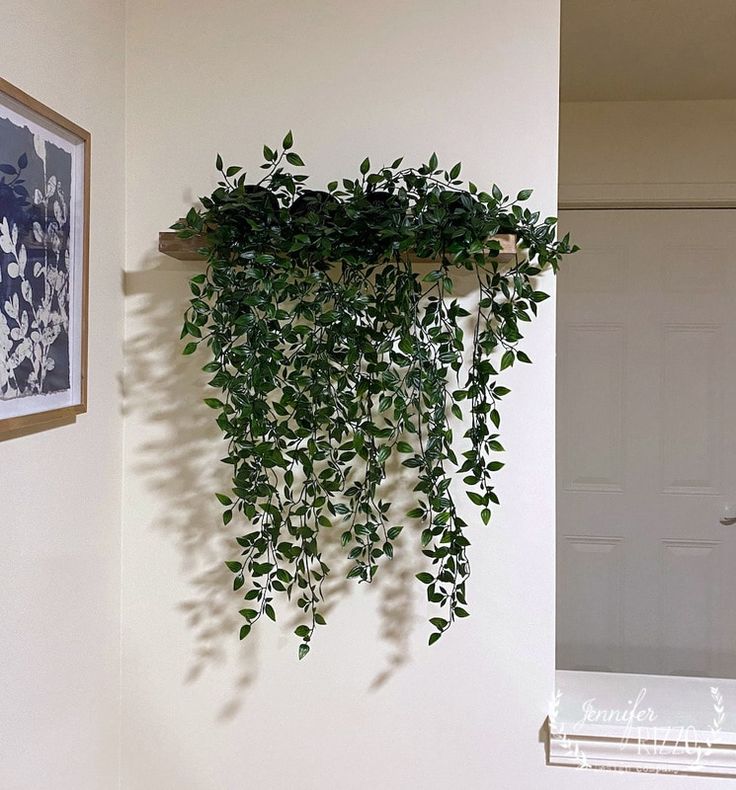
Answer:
[{"left": 0, "top": 116, "right": 72, "bottom": 400}]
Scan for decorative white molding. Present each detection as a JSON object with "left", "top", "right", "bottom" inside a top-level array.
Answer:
[
  {"left": 559, "top": 181, "right": 736, "bottom": 210},
  {"left": 549, "top": 670, "right": 736, "bottom": 777},
  {"left": 549, "top": 731, "right": 736, "bottom": 776}
]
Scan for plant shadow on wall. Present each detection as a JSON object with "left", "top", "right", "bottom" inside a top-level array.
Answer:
[
  {"left": 125, "top": 246, "right": 442, "bottom": 717},
  {"left": 171, "top": 133, "right": 577, "bottom": 678},
  {"left": 124, "top": 260, "right": 264, "bottom": 719}
]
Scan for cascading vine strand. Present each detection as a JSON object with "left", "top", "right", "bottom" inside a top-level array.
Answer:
[{"left": 176, "top": 133, "right": 577, "bottom": 658}]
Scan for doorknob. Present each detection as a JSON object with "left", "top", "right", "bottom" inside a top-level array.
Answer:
[{"left": 721, "top": 504, "right": 736, "bottom": 526}]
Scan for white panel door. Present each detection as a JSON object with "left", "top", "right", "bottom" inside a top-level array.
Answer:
[{"left": 556, "top": 209, "right": 736, "bottom": 678}]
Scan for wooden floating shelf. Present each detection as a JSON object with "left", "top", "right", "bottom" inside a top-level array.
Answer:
[{"left": 159, "top": 225, "right": 518, "bottom": 264}]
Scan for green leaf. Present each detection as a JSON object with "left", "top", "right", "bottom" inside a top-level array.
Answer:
[
  {"left": 429, "top": 617, "right": 448, "bottom": 630},
  {"left": 182, "top": 342, "right": 197, "bottom": 355},
  {"left": 225, "top": 561, "right": 242, "bottom": 573},
  {"left": 397, "top": 441, "right": 413, "bottom": 453},
  {"left": 215, "top": 153, "right": 223, "bottom": 171},
  {"left": 449, "top": 162, "right": 462, "bottom": 179},
  {"left": 298, "top": 643, "right": 310, "bottom": 660},
  {"left": 216, "top": 492, "right": 233, "bottom": 506},
  {"left": 360, "top": 157, "right": 370, "bottom": 175},
  {"left": 286, "top": 152, "right": 305, "bottom": 167},
  {"left": 263, "top": 144, "right": 275, "bottom": 161},
  {"left": 416, "top": 572, "right": 434, "bottom": 584},
  {"left": 239, "top": 624, "right": 251, "bottom": 640},
  {"left": 516, "top": 188, "right": 533, "bottom": 201},
  {"left": 428, "top": 632, "right": 442, "bottom": 646},
  {"left": 378, "top": 395, "right": 392, "bottom": 413},
  {"left": 282, "top": 130, "right": 293, "bottom": 149}
]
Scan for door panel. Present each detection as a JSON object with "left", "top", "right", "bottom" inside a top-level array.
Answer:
[
  {"left": 560, "top": 323, "right": 625, "bottom": 493},
  {"left": 556, "top": 209, "right": 736, "bottom": 678}
]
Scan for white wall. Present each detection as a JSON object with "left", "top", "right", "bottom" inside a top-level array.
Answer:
[
  {"left": 122, "top": 1, "right": 563, "bottom": 788},
  {"left": 0, "top": 2, "right": 126, "bottom": 789},
  {"left": 121, "top": 3, "right": 728, "bottom": 789}
]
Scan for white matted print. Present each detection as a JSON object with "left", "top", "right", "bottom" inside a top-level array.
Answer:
[{"left": 0, "top": 78, "right": 89, "bottom": 434}]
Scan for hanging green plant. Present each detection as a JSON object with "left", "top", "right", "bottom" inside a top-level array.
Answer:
[{"left": 175, "top": 133, "right": 577, "bottom": 659}]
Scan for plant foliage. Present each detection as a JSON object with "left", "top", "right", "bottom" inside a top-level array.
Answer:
[{"left": 176, "top": 133, "right": 577, "bottom": 658}]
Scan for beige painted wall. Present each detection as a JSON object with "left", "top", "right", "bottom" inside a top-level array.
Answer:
[{"left": 0, "top": 2, "right": 126, "bottom": 789}]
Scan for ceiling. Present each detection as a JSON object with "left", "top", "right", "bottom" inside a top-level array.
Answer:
[{"left": 561, "top": 0, "right": 736, "bottom": 101}]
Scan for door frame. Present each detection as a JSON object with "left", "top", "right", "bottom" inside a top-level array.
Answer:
[
  {"left": 559, "top": 184, "right": 736, "bottom": 211},
  {"left": 550, "top": 196, "right": 736, "bottom": 776}
]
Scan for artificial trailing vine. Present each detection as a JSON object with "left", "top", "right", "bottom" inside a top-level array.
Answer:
[{"left": 176, "top": 133, "right": 576, "bottom": 659}]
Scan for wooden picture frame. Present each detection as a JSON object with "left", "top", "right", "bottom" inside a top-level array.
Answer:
[{"left": 0, "top": 77, "right": 90, "bottom": 435}]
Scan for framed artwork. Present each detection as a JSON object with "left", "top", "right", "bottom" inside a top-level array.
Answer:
[{"left": 0, "top": 78, "right": 89, "bottom": 434}]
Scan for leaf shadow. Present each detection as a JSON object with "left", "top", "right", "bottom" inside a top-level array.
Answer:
[
  {"left": 122, "top": 250, "right": 497, "bottom": 705},
  {"left": 124, "top": 255, "right": 259, "bottom": 720}
]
